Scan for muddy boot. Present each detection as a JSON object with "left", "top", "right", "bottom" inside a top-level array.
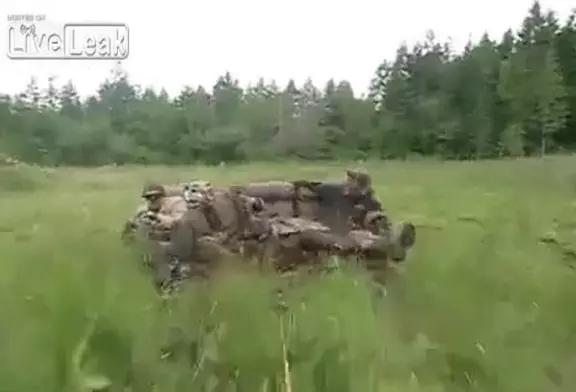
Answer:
[{"left": 389, "top": 222, "right": 416, "bottom": 262}]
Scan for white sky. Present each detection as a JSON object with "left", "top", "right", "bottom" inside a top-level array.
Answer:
[{"left": 1, "top": 0, "right": 574, "bottom": 98}]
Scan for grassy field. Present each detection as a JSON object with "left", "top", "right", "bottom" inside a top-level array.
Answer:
[{"left": 2, "top": 156, "right": 576, "bottom": 392}]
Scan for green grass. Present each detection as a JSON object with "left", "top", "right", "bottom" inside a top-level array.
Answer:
[{"left": 2, "top": 156, "right": 576, "bottom": 392}]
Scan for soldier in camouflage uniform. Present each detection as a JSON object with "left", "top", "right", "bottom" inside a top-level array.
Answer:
[
  {"left": 166, "top": 181, "right": 270, "bottom": 279},
  {"left": 122, "top": 171, "right": 417, "bottom": 290},
  {"left": 122, "top": 183, "right": 190, "bottom": 243},
  {"left": 119, "top": 183, "right": 191, "bottom": 292},
  {"left": 239, "top": 169, "right": 382, "bottom": 231},
  {"left": 241, "top": 212, "right": 352, "bottom": 271},
  {"left": 167, "top": 182, "right": 349, "bottom": 272},
  {"left": 130, "top": 179, "right": 253, "bottom": 291}
]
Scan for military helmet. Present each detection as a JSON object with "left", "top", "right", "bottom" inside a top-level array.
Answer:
[
  {"left": 345, "top": 169, "right": 373, "bottom": 197},
  {"left": 346, "top": 169, "right": 371, "bottom": 187},
  {"left": 141, "top": 183, "right": 166, "bottom": 198}
]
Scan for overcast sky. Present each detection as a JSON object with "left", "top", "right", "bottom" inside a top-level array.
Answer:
[{"left": 1, "top": 0, "right": 573, "bottom": 98}]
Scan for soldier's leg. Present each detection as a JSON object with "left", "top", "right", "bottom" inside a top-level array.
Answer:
[
  {"left": 363, "top": 236, "right": 390, "bottom": 259},
  {"left": 275, "top": 235, "right": 306, "bottom": 271},
  {"left": 240, "top": 239, "right": 258, "bottom": 260},
  {"left": 345, "top": 231, "right": 391, "bottom": 275},
  {"left": 170, "top": 220, "right": 198, "bottom": 263},
  {"left": 256, "top": 235, "right": 283, "bottom": 271},
  {"left": 147, "top": 241, "right": 174, "bottom": 292},
  {"left": 299, "top": 230, "right": 355, "bottom": 255}
]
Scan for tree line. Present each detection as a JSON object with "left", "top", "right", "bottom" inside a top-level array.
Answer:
[{"left": 0, "top": 1, "right": 575, "bottom": 166}]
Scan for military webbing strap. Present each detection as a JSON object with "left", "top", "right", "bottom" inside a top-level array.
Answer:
[{"left": 291, "top": 183, "right": 301, "bottom": 217}]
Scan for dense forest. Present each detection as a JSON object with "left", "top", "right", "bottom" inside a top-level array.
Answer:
[{"left": 1, "top": 1, "right": 575, "bottom": 166}]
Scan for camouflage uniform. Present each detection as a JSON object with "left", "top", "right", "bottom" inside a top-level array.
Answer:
[
  {"left": 121, "top": 184, "right": 195, "bottom": 292},
  {"left": 122, "top": 183, "right": 188, "bottom": 243},
  {"left": 123, "top": 172, "right": 417, "bottom": 289},
  {"left": 343, "top": 194, "right": 416, "bottom": 265},
  {"left": 167, "top": 183, "right": 260, "bottom": 270},
  {"left": 240, "top": 213, "right": 354, "bottom": 271},
  {"left": 143, "top": 184, "right": 188, "bottom": 224},
  {"left": 237, "top": 169, "right": 416, "bottom": 266},
  {"left": 133, "top": 180, "right": 242, "bottom": 291},
  {"left": 343, "top": 169, "right": 373, "bottom": 198},
  {"left": 172, "top": 184, "right": 344, "bottom": 271},
  {"left": 240, "top": 169, "right": 383, "bottom": 232}
]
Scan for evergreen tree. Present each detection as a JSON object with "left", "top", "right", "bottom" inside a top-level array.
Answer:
[{"left": 0, "top": 1, "right": 573, "bottom": 165}]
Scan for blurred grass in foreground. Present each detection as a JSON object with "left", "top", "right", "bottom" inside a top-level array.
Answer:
[{"left": 2, "top": 156, "right": 576, "bottom": 391}]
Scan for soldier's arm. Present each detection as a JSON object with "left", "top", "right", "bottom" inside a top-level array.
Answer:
[
  {"left": 134, "top": 203, "right": 148, "bottom": 215},
  {"left": 123, "top": 204, "right": 149, "bottom": 228},
  {"left": 173, "top": 202, "right": 189, "bottom": 216},
  {"left": 122, "top": 205, "right": 150, "bottom": 241},
  {"left": 155, "top": 213, "right": 182, "bottom": 229}
]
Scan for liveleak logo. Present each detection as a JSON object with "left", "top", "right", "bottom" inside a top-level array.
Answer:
[{"left": 7, "top": 18, "right": 129, "bottom": 59}]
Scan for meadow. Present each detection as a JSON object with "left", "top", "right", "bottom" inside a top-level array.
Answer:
[{"left": 1, "top": 156, "right": 576, "bottom": 392}]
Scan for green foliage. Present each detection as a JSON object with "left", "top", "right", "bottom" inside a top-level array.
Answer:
[
  {"left": 1, "top": 2, "right": 575, "bottom": 165},
  {"left": 3, "top": 158, "right": 576, "bottom": 391}
]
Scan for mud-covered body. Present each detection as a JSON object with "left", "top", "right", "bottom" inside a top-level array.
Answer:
[
  {"left": 121, "top": 171, "right": 416, "bottom": 291},
  {"left": 239, "top": 170, "right": 384, "bottom": 235}
]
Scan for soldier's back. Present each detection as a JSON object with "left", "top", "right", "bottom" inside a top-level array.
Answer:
[
  {"left": 160, "top": 196, "right": 188, "bottom": 217},
  {"left": 241, "top": 182, "right": 296, "bottom": 217},
  {"left": 209, "top": 190, "right": 240, "bottom": 232},
  {"left": 178, "top": 207, "right": 212, "bottom": 237}
]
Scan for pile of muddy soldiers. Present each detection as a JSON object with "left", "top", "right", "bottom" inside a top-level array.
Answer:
[{"left": 122, "top": 169, "right": 416, "bottom": 292}]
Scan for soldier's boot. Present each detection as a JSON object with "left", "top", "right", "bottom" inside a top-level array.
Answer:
[{"left": 388, "top": 222, "right": 416, "bottom": 262}]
